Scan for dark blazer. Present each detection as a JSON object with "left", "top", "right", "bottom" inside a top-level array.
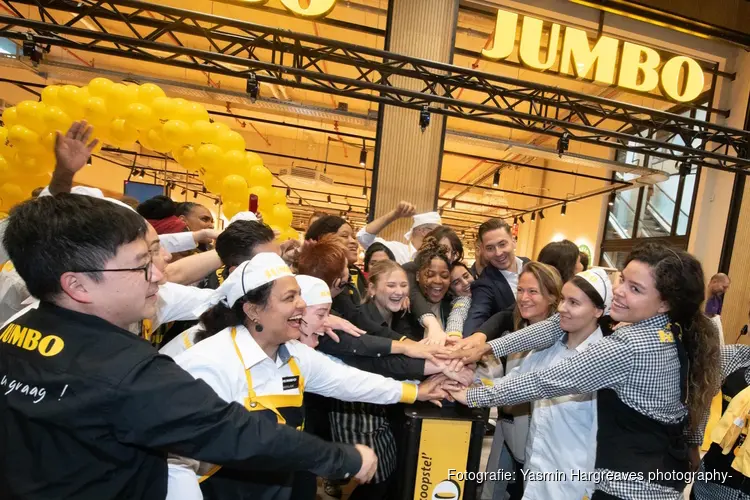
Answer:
[{"left": 462, "top": 257, "right": 529, "bottom": 336}]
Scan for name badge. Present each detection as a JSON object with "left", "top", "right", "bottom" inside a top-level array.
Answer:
[{"left": 282, "top": 376, "right": 300, "bottom": 391}]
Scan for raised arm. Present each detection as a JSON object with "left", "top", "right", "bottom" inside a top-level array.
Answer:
[{"left": 357, "top": 201, "right": 416, "bottom": 249}]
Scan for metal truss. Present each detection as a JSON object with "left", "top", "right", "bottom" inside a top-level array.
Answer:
[{"left": 1, "top": 0, "right": 748, "bottom": 171}]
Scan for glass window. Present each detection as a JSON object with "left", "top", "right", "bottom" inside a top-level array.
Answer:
[{"left": 600, "top": 251, "right": 629, "bottom": 270}]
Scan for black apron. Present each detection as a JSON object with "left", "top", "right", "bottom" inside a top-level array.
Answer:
[
  {"left": 199, "top": 328, "right": 307, "bottom": 500},
  {"left": 595, "top": 322, "right": 691, "bottom": 494},
  {"left": 701, "top": 368, "right": 750, "bottom": 493}
]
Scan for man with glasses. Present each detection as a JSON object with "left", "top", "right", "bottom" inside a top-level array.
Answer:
[{"left": 0, "top": 194, "right": 377, "bottom": 499}]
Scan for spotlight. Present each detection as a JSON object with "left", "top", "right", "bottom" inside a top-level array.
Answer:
[
  {"left": 347, "top": 205, "right": 352, "bottom": 212},
  {"left": 439, "top": 208, "right": 444, "bottom": 216},
  {"left": 608, "top": 192, "right": 616, "bottom": 207},
  {"left": 193, "top": 191, "right": 198, "bottom": 199},
  {"left": 181, "top": 189, "right": 187, "bottom": 195},
  {"left": 22, "top": 35, "right": 42, "bottom": 65},
  {"left": 361, "top": 186, "right": 367, "bottom": 198},
  {"left": 286, "top": 187, "right": 291, "bottom": 197},
  {"left": 557, "top": 132, "right": 570, "bottom": 157},
  {"left": 214, "top": 198, "right": 219, "bottom": 205},
  {"left": 561, "top": 203, "right": 567, "bottom": 216},
  {"left": 531, "top": 211, "right": 536, "bottom": 221},
  {"left": 327, "top": 194, "right": 331, "bottom": 203},
  {"left": 519, "top": 215, "right": 525, "bottom": 224},
  {"left": 246, "top": 73, "right": 259, "bottom": 102},
  {"left": 450, "top": 199, "right": 456, "bottom": 210},
  {"left": 679, "top": 163, "right": 691, "bottom": 177},
  {"left": 419, "top": 105, "right": 430, "bottom": 132},
  {"left": 539, "top": 210, "right": 545, "bottom": 220},
  {"left": 359, "top": 147, "right": 367, "bottom": 167},
  {"left": 298, "top": 198, "right": 303, "bottom": 205},
  {"left": 513, "top": 216, "right": 518, "bottom": 225},
  {"left": 492, "top": 170, "right": 500, "bottom": 188},
  {"left": 138, "top": 169, "right": 145, "bottom": 178}
]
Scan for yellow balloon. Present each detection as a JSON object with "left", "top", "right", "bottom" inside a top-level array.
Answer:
[
  {"left": 161, "top": 120, "right": 191, "bottom": 147},
  {"left": 41, "top": 85, "right": 60, "bottom": 107},
  {"left": 0, "top": 155, "right": 11, "bottom": 178},
  {"left": 15, "top": 101, "right": 47, "bottom": 134},
  {"left": 137, "top": 83, "right": 166, "bottom": 106},
  {"left": 181, "top": 101, "right": 210, "bottom": 123},
  {"left": 20, "top": 152, "right": 55, "bottom": 175},
  {"left": 269, "top": 187, "right": 286, "bottom": 206},
  {"left": 248, "top": 164, "right": 273, "bottom": 189},
  {"left": 145, "top": 127, "right": 172, "bottom": 153},
  {"left": 221, "top": 174, "right": 249, "bottom": 203},
  {"left": 151, "top": 97, "right": 177, "bottom": 122},
  {"left": 44, "top": 106, "right": 73, "bottom": 133},
  {"left": 107, "top": 83, "right": 138, "bottom": 118},
  {"left": 0, "top": 182, "right": 25, "bottom": 208},
  {"left": 190, "top": 120, "right": 217, "bottom": 146},
  {"left": 88, "top": 77, "right": 114, "bottom": 98},
  {"left": 246, "top": 151, "right": 264, "bottom": 168},
  {"left": 222, "top": 201, "right": 243, "bottom": 220},
  {"left": 248, "top": 185, "right": 270, "bottom": 208},
  {"left": 215, "top": 130, "right": 246, "bottom": 153},
  {"left": 40, "top": 131, "right": 57, "bottom": 151},
  {"left": 109, "top": 119, "right": 139, "bottom": 147},
  {"left": 124, "top": 103, "right": 156, "bottom": 130},
  {"left": 0, "top": 126, "right": 7, "bottom": 144},
  {"left": 57, "top": 85, "right": 86, "bottom": 120},
  {"left": 173, "top": 145, "right": 202, "bottom": 173},
  {"left": 138, "top": 129, "right": 154, "bottom": 150},
  {"left": 197, "top": 143, "right": 224, "bottom": 171},
  {"left": 24, "top": 171, "right": 53, "bottom": 192},
  {"left": 8, "top": 125, "right": 39, "bottom": 151},
  {"left": 271, "top": 203, "right": 294, "bottom": 227},
  {"left": 202, "top": 171, "right": 223, "bottom": 193},
  {"left": 222, "top": 149, "right": 248, "bottom": 177},
  {"left": 83, "top": 97, "right": 110, "bottom": 127},
  {"left": 2, "top": 107, "right": 18, "bottom": 128},
  {"left": 282, "top": 227, "right": 300, "bottom": 242}
]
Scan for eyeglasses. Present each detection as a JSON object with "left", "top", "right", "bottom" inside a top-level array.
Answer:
[{"left": 76, "top": 260, "right": 153, "bottom": 282}]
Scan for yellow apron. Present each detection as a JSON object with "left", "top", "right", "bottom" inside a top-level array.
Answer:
[{"left": 199, "top": 327, "right": 305, "bottom": 483}]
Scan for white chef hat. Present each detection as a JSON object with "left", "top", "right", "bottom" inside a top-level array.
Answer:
[
  {"left": 39, "top": 185, "right": 137, "bottom": 213},
  {"left": 194, "top": 252, "right": 293, "bottom": 315},
  {"left": 404, "top": 211, "right": 442, "bottom": 241},
  {"left": 574, "top": 268, "right": 613, "bottom": 315},
  {"left": 295, "top": 275, "right": 332, "bottom": 307},
  {"left": 229, "top": 211, "right": 258, "bottom": 225}
]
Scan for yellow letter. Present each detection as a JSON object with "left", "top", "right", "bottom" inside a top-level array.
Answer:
[
  {"left": 0, "top": 323, "right": 14, "bottom": 343},
  {"left": 280, "top": 0, "right": 337, "bottom": 18},
  {"left": 22, "top": 329, "right": 41, "bottom": 351},
  {"left": 618, "top": 42, "right": 660, "bottom": 93},
  {"left": 482, "top": 10, "right": 518, "bottom": 61},
  {"left": 559, "top": 27, "right": 619, "bottom": 85},
  {"left": 10, "top": 326, "right": 26, "bottom": 347},
  {"left": 38, "top": 335, "right": 65, "bottom": 357},
  {"left": 660, "top": 56, "right": 704, "bottom": 102},
  {"left": 519, "top": 15, "right": 560, "bottom": 71}
]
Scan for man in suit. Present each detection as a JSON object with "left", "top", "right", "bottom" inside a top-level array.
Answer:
[{"left": 462, "top": 218, "right": 528, "bottom": 336}]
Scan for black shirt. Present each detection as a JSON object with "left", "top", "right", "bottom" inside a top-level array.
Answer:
[{"left": 0, "top": 302, "right": 360, "bottom": 500}]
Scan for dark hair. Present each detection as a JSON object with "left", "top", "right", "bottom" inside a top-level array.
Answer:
[
  {"left": 197, "top": 282, "right": 274, "bottom": 341},
  {"left": 364, "top": 242, "right": 395, "bottom": 273},
  {"left": 625, "top": 243, "right": 720, "bottom": 431},
  {"left": 579, "top": 251, "right": 589, "bottom": 271},
  {"left": 569, "top": 276, "right": 614, "bottom": 335},
  {"left": 297, "top": 235, "right": 348, "bottom": 288},
  {"left": 538, "top": 240, "right": 580, "bottom": 283},
  {"left": 4, "top": 194, "right": 147, "bottom": 301},
  {"left": 136, "top": 195, "right": 176, "bottom": 220},
  {"left": 307, "top": 211, "right": 327, "bottom": 227},
  {"left": 414, "top": 237, "right": 451, "bottom": 273},
  {"left": 176, "top": 201, "right": 204, "bottom": 218},
  {"left": 478, "top": 218, "right": 512, "bottom": 244},
  {"left": 215, "top": 221, "right": 275, "bottom": 268},
  {"left": 427, "top": 226, "right": 464, "bottom": 263},
  {"left": 451, "top": 261, "right": 470, "bottom": 274},
  {"left": 304, "top": 215, "right": 348, "bottom": 241}
]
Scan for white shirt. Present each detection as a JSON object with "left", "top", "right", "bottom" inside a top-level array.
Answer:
[
  {"left": 356, "top": 228, "right": 416, "bottom": 265},
  {"left": 500, "top": 256, "right": 525, "bottom": 292},
  {"left": 158, "top": 232, "right": 198, "bottom": 254},
  {"left": 159, "top": 323, "right": 203, "bottom": 359},
  {"left": 510, "top": 327, "right": 603, "bottom": 500},
  {"left": 167, "top": 325, "right": 418, "bottom": 499},
  {"left": 154, "top": 282, "right": 215, "bottom": 329},
  {"left": 0, "top": 262, "right": 31, "bottom": 326}
]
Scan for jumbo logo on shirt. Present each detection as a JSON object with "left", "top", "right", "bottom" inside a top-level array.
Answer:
[{"left": 0, "top": 323, "right": 65, "bottom": 357}]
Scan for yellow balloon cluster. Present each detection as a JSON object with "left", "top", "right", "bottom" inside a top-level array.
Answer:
[{"left": 0, "top": 78, "right": 298, "bottom": 239}]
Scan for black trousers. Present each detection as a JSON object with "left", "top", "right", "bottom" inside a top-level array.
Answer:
[{"left": 348, "top": 476, "right": 391, "bottom": 500}]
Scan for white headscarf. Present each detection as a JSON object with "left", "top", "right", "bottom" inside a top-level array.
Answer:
[{"left": 575, "top": 268, "right": 613, "bottom": 314}]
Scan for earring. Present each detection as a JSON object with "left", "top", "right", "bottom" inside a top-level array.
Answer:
[{"left": 255, "top": 323, "right": 263, "bottom": 332}]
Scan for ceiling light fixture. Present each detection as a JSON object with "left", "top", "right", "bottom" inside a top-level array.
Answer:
[
  {"left": 531, "top": 211, "right": 536, "bottom": 221},
  {"left": 561, "top": 203, "right": 567, "bottom": 216},
  {"left": 492, "top": 170, "right": 500, "bottom": 187}
]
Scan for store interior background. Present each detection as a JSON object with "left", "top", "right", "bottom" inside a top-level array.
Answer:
[{"left": 1, "top": 0, "right": 749, "bottom": 340}]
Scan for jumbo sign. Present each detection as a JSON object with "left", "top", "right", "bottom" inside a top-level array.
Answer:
[
  {"left": 482, "top": 9, "right": 705, "bottom": 102},
  {"left": 241, "top": 0, "right": 337, "bottom": 18}
]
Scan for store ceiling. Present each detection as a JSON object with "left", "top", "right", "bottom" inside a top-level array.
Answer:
[{"left": 0, "top": 0, "right": 726, "bottom": 233}]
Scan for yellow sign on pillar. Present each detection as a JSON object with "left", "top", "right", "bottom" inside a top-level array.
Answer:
[
  {"left": 239, "top": 0, "right": 337, "bottom": 18},
  {"left": 413, "top": 419, "right": 472, "bottom": 500}
]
